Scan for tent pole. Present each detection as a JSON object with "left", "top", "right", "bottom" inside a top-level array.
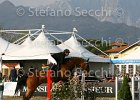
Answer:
[
  {"left": 46, "top": 31, "right": 63, "bottom": 43},
  {"left": 133, "top": 65, "right": 136, "bottom": 76},
  {"left": 13, "top": 29, "right": 41, "bottom": 44},
  {"left": 75, "top": 34, "right": 109, "bottom": 57},
  {"left": 0, "top": 53, "right": 4, "bottom": 72},
  {"left": 0, "top": 56, "right": 2, "bottom": 72},
  {"left": 0, "top": 29, "right": 41, "bottom": 33}
]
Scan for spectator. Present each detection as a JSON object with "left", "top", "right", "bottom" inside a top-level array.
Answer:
[
  {"left": 18, "top": 67, "right": 24, "bottom": 80},
  {"left": 134, "top": 74, "right": 138, "bottom": 81},
  {"left": 2, "top": 75, "right": 8, "bottom": 82},
  {"left": 29, "top": 66, "right": 35, "bottom": 72},
  {"left": 118, "top": 75, "right": 123, "bottom": 81},
  {"left": 10, "top": 67, "right": 17, "bottom": 82},
  {"left": 112, "top": 75, "right": 115, "bottom": 80},
  {"left": 126, "top": 74, "right": 131, "bottom": 82},
  {"left": 0, "top": 72, "right": 3, "bottom": 100}
]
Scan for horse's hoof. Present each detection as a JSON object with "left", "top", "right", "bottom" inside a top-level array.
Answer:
[{"left": 23, "top": 95, "right": 29, "bottom": 100}]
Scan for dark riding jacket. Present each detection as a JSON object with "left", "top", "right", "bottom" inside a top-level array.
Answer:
[{"left": 51, "top": 52, "right": 65, "bottom": 66}]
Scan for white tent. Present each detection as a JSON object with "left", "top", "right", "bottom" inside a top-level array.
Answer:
[
  {"left": 0, "top": 37, "right": 19, "bottom": 54},
  {"left": 2, "top": 53, "right": 56, "bottom": 64},
  {"left": 3, "top": 32, "right": 62, "bottom": 60},
  {"left": 58, "top": 36, "right": 110, "bottom": 62},
  {"left": 21, "top": 36, "right": 32, "bottom": 46},
  {"left": 0, "top": 37, "right": 21, "bottom": 71},
  {"left": 32, "top": 32, "right": 62, "bottom": 53}
]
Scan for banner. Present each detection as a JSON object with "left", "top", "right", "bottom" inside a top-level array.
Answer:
[
  {"left": 20, "top": 83, "right": 115, "bottom": 97},
  {"left": 3, "top": 82, "right": 18, "bottom": 96},
  {"left": 2, "top": 82, "right": 115, "bottom": 97},
  {"left": 20, "top": 83, "right": 47, "bottom": 96}
]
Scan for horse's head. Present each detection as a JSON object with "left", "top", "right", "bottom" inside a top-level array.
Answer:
[{"left": 78, "top": 58, "right": 90, "bottom": 73}]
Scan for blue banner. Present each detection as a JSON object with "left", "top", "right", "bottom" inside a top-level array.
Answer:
[{"left": 111, "top": 59, "right": 140, "bottom": 64}]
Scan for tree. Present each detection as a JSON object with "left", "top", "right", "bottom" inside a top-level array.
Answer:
[{"left": 118, "top": 76, "right": 132, "bottom": 100}]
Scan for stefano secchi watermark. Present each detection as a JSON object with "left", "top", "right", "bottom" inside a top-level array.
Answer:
[
  {"left": 48, "top": 37, "right": 125, "bottom": 48},
  {"left": 18, "top": 68, "right": 117, "bottom": 78},
  {"left": 16, "top": 7, "right": 124, "bottom": 17},
  {"left": 29, "top": 37, "right": 125, "bottom": 49}
]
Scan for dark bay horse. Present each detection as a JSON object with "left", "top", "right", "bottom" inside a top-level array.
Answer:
[{"left": 15, "top": 57, "right": 89, "bottom": 100}]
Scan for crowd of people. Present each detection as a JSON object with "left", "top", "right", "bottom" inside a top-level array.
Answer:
[
  {"left": 1, "top": 66, "right": 27, "bottom": 83},
  {"left": 1, "top": 67, "right": 18, "bottom": 82}
]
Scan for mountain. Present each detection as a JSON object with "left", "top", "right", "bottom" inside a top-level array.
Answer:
[
  {"left": 69, "top": 0, "right": 140, "bottom": 27},
  {"left": 49, "top": 0, "right": 140, "bottom": 27},
  {"left": 1, "top": 0, "right": 140, "bottom": 27},
  {"left": 0, "top": 1, "right": 140, "bottom": 44}
]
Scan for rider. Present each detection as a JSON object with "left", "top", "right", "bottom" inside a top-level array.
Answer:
[{"left": 51, "top": 49, "right": 70, "bottom": 71}]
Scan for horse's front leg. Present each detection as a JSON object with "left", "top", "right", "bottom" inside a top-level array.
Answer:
[
  {"left": 23, "top": 87, "right": 37, "bottom": 100},
  {"left": 59, "top": 69, "right": 71, "bottom": 82},
  {"left": 59, "top": 67, "right": 67, "bottom": 78},
  {"left": 23, "top": 76, "right": 39, "bottom": 100}
]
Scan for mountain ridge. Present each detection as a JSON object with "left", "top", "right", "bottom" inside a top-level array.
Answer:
[{"left": 0, "top": 1, "right": 140, "bottom": 44}]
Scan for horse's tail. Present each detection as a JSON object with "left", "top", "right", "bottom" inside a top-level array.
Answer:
[{"left": 15, "top": 74, "right": 28, "bottom": 94}]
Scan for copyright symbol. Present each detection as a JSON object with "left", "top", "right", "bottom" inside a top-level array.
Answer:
[
  {"left": 16, "top": 7, "right": 25, "bottom": 16},
  {"left": 113, "top": 8, "right": 124, "bottom": 17},
  {"left": 115, "top": 38, "right": 124, "bottom": 44}
]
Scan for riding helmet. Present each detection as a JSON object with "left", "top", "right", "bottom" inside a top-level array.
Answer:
[{"left": 64, "top": 49, "right": 70, "bottom": 53}]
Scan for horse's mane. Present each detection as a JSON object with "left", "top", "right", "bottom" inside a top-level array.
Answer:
[
  {"left": 62, "top": 57, "right": 89, "bottom": 72},
  {"left": 64, "top": 57, "right": 85, "bottom": 64},
  {"left": 70, "top": 57, "right": 85, "bottom": 61}
]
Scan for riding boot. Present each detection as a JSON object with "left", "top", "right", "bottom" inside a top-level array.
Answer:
[{"left": 58, "top": 66, "right": 61, "bottom": 71}]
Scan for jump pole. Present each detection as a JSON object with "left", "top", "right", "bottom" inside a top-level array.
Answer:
[{"left": 47, "top": 70, "right": 52, "bottom": 100}]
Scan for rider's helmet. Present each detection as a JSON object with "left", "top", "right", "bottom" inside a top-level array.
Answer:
[{"left": 64, "top": 49, "right": 70, "bottom": 53}]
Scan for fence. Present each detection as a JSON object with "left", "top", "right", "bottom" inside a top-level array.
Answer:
[{"left": 80, "top": 72, "right": 115, "bottom": 100}]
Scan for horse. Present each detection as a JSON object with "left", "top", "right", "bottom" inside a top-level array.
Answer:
[{"left": 15, "top": 57, "right": 89, "bottom": 100}]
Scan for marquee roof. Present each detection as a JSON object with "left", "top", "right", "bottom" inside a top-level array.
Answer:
[{"left": 58, "top": 36, "right": 110, "bottom": 62}]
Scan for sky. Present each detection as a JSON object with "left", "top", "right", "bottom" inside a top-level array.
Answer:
[{"left": 0, "top": 0, "right": 58, "bottom": 7}]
